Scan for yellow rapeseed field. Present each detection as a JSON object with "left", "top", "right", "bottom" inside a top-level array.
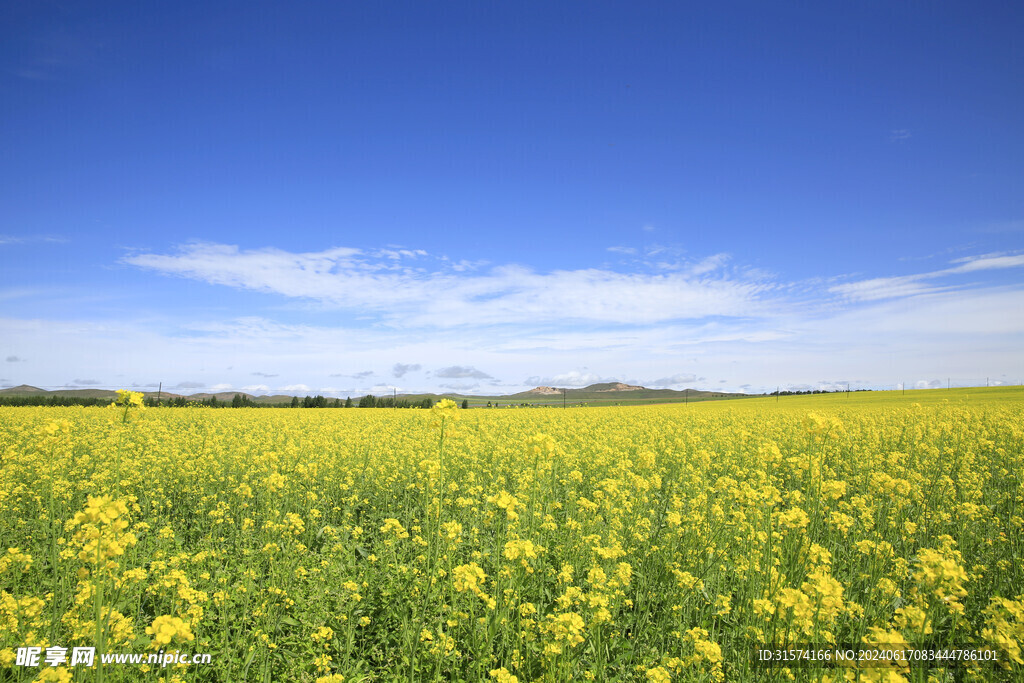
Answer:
[{"left": 0, "top": 388, "right": 1022, "bottom": 682}]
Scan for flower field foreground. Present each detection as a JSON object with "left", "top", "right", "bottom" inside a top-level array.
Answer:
[{"left": 0, "top": 388, "right": 1022, "bottom": 682}]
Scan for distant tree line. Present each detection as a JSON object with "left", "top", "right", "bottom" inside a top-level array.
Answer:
[
  {"left": 0, "top": 396, "right": 113, "bottom": 407},
  {"left": 769, "top": 388, "right": 870, "bottom": 396},
  {"left": 0, "top": 394, "right": 468, "bottom": 409}
]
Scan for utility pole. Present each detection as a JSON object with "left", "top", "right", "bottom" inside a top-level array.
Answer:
[{"left": 157, "top": 381, "right": 162, "bottom": 405}]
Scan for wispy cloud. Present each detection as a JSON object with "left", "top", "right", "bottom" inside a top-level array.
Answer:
[
  {"left": 123, "top": 242, "right": 773, "bottom": 326},
  {"left": 72, "top": 378, "right": 102, "bottom": 385},
  {"left": 948, "top": 253, "right": 1024, "bottom": 273},
  {"left": 830, "top": 252, "right": 1024, "bottom": 301},
  {"left": 0, "top": 234, "right": 68, "bottom": 246}
]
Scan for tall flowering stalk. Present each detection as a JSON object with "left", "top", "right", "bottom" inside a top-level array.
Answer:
[
  {"left": 111, "top": 390, "right": 145, "bottom": 425},
  {"left": 409, "top": 399, "right": 460, "bottom": 680}
]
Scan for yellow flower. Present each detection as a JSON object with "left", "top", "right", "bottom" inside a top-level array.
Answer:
[
  {"left": 145, "top": 615, "right": 195, "bottom": 648},
  {"left": 645, "top": 666, "right": 672, "bottom": 683},
  {"left": 489, "top": 667, "right": 519, "bottom": 683},
  {"left": 380, "top": 518, "right": 409, "bottom": 538},
  {"left": 311, "top": 626, "right": 334, "bottom": 643},
  {"left": 542, "top": 612, "right": 585, "bottom": 649},
  {"left": 526, "top": 433, "right": 556, "bottom": 458},
  {"left": 431, "top": 398, "right": 460, "bottom": 422},
  {"left": 453, "top": 562, "right": 487, "bottom": 595},
  {"left": 503, "top": 539, "right": 544, "bottom": 561}
]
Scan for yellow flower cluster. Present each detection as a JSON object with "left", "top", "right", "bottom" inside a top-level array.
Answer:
[
  {"left": 65, "top": 496, "right": 137, "bottom": 566},
  {"left": 145, "top": 615, "right": 195, "bottom": 648},
  {"left": 452, "top": 562, "right": 486, "bottom": 596}
]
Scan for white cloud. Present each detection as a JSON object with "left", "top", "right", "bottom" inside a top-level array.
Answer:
[
  {"left": 827, "top": 274, "right": 948, "bottom": 301},
  {"left": 830, "top": 252, "right": 1024, "bottom": 302},
  {"left": 0, "top": 234, "right": 67, "bottom": 246},
  {"left": 278, "top": 384, "right": 310, "bottom": 393},
  {"left": 688, "top": 253, "right": 729, "bottom": 276},
  {"left": 123, "top": 242, "right": 773, "bottom": 326},
  {"left": 393, "top": 363, "right": 421, "bottom": 378},
  {"left": 435, "top": 366, "right": 492, "bottom": 379},
  {"left": 948, "top": 253, "right": 1024, "bottom": 273},
  {"left": 438, "top": 382, "right": 478, "bottom": 392},
  {"left": 209, "top": 383, "right": 233, "bottom": 391},
  {"left": 524, "top": 370, "right": 611, "bottom": 387},
  {"left": 652, "top": 373, "right": 697, "bottom": 387}
]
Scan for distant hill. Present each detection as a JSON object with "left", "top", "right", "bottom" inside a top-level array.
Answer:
[
  {"left": 584, "top": 382, "right": 645, "bottom": 392},
  {"left": 507, "top": 382, "right": 751, "bottom": 403},
  {"left": 0, "top": 384, "right": 48, "bottom": 394},
  {"left": 0, "top": 385, "right": 159, "bottom": 400},
  {"left": 507, "top": 385, "right": 741, "bottom": 401}
]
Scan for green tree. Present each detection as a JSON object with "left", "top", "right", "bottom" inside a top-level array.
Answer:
[
  {"left": 290, "top": 396, "right": 300, "bottom": 408},
  {"left": 461, "top": 399, "right": 469, "bottom": 409}
]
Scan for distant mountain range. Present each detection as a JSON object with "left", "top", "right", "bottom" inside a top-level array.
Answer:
[{"left": 0, "top": 382, "right": 755, "bottom": 405}]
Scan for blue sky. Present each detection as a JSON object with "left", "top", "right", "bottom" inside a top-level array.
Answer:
[{"left": 2, "top": 1, "right": 1022, "bottom": 396}]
